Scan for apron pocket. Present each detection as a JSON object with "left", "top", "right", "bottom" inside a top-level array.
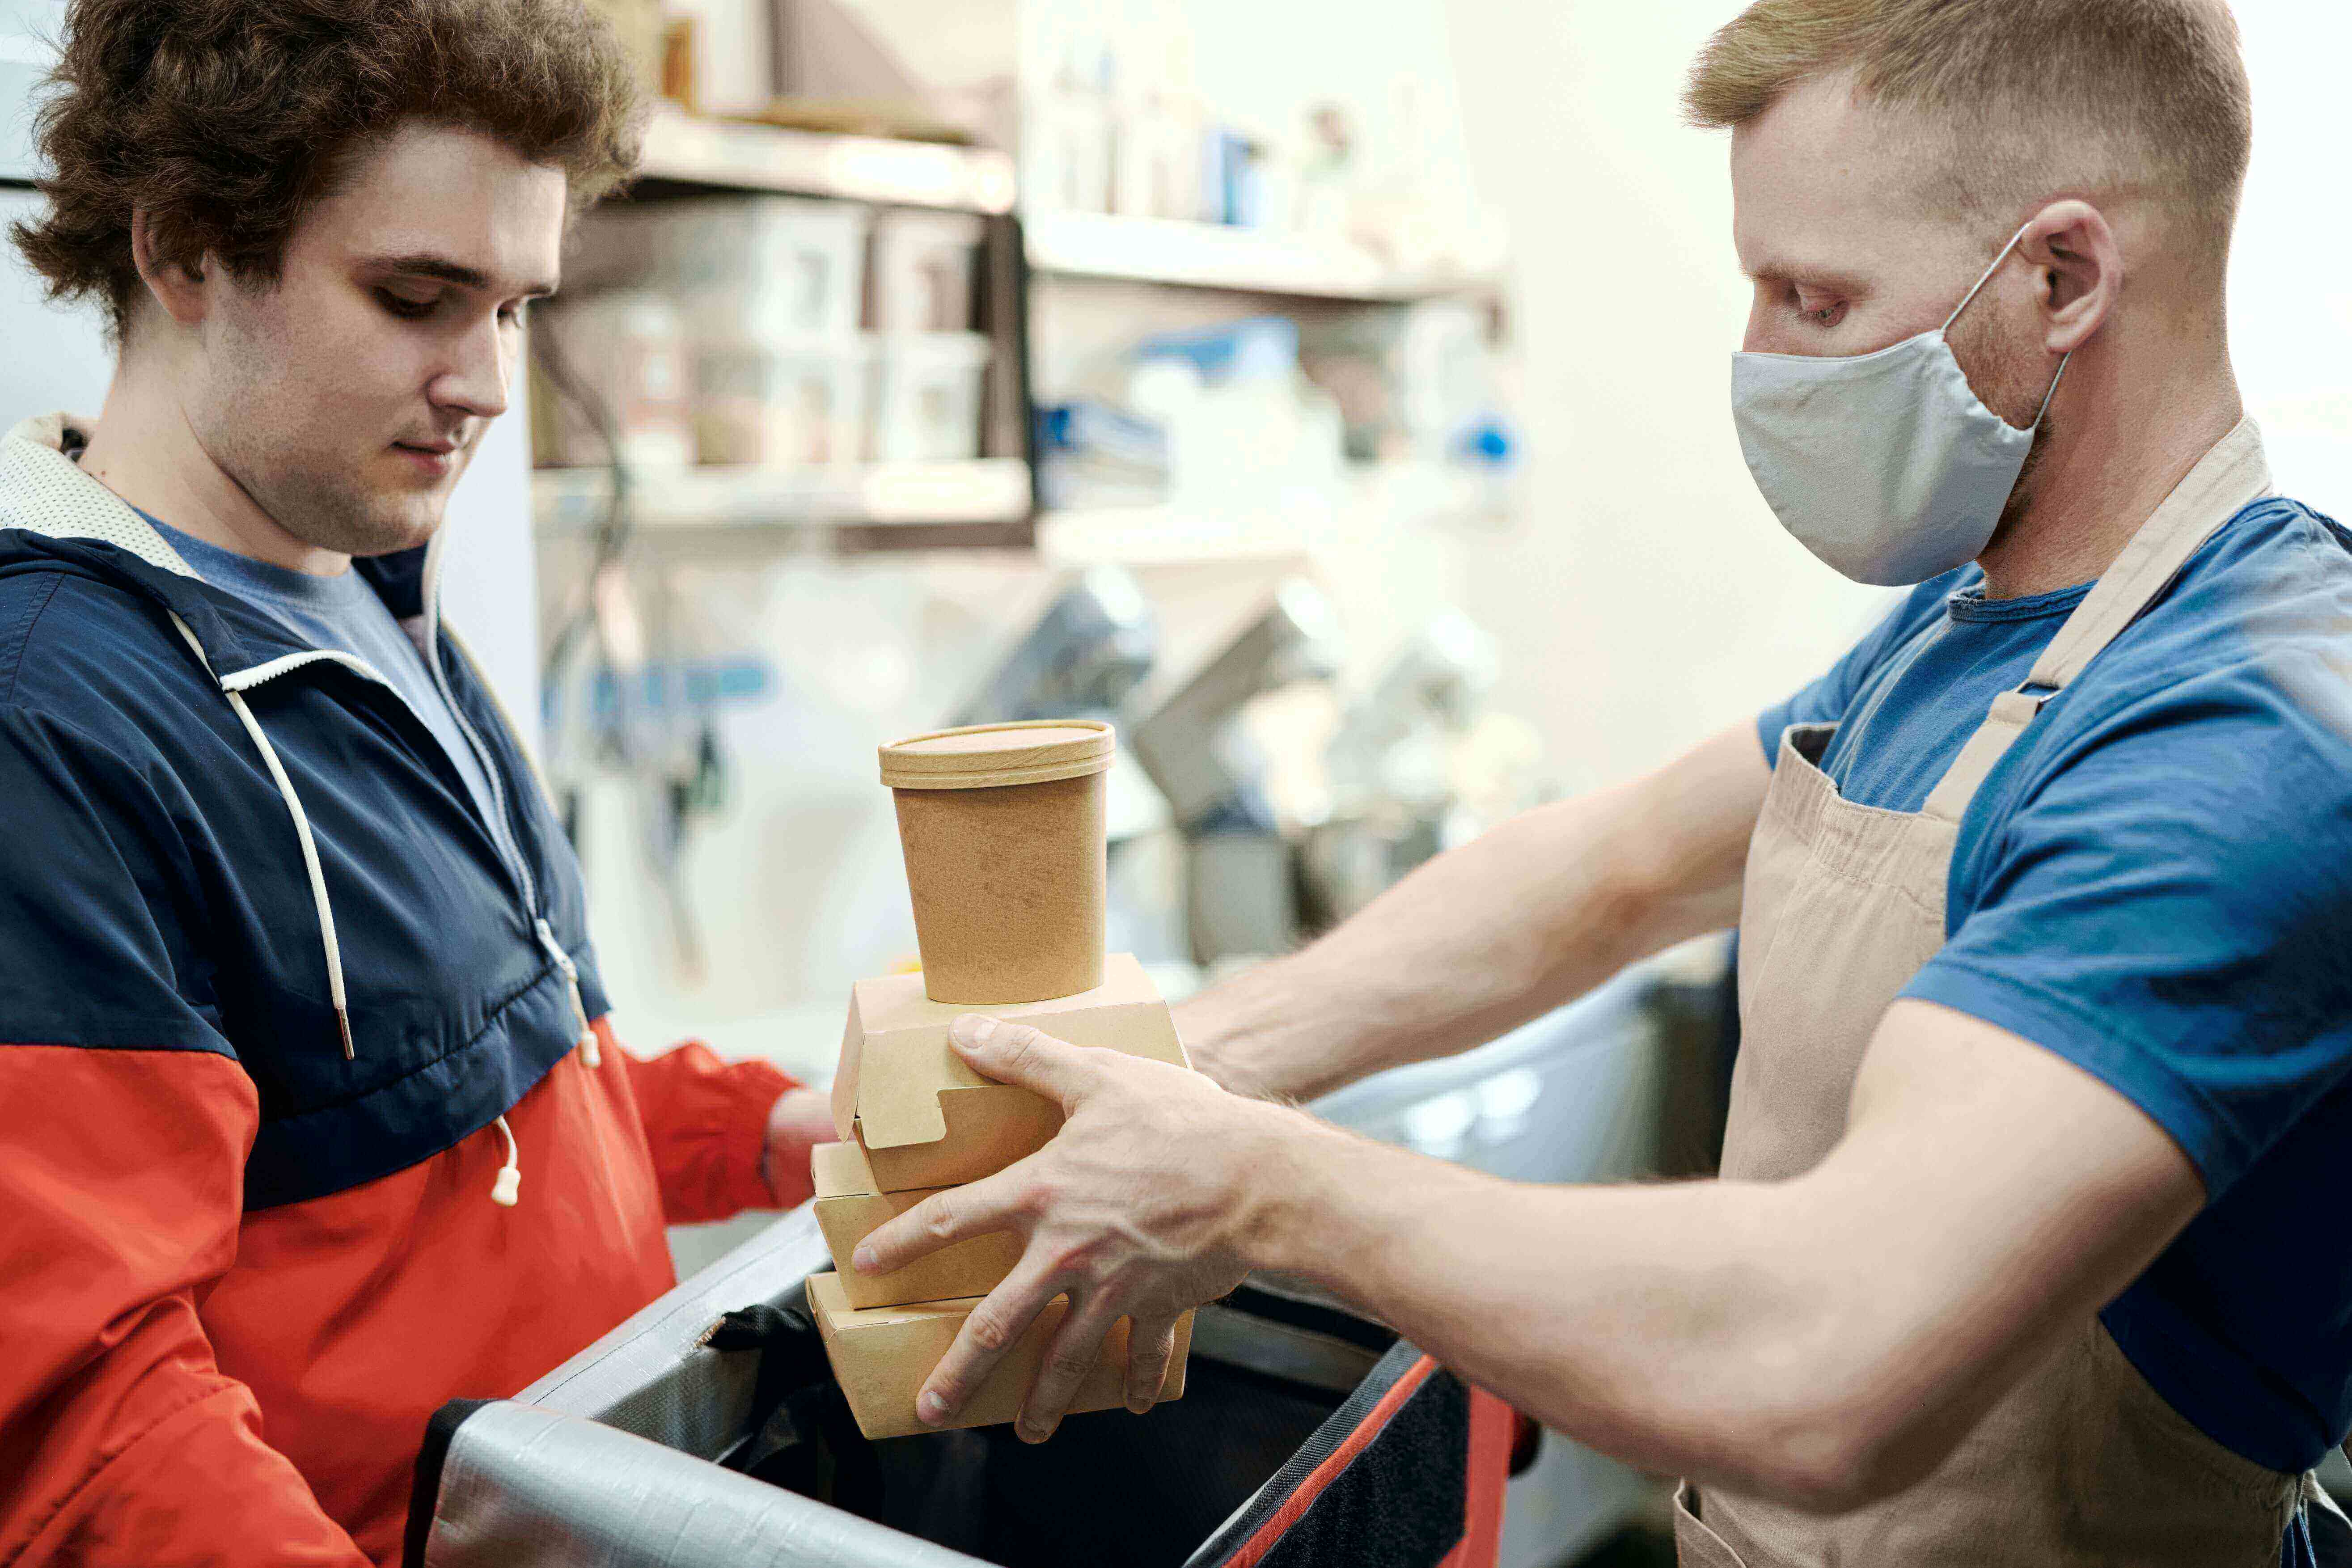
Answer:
[{"left": 1673, "top": 1481, "right": 1751, "bottom": 1567}]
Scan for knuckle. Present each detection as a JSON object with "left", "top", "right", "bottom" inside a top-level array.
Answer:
[
  {"left": 922, "top": 1193, "right": 960, "bottom": 1241},
  {"left": 967, "top": 1309, "right": 1015, "bottom": 1354},
  {"left": 1045, "top": 1339, "right": 1098, "bottom": 1384}
]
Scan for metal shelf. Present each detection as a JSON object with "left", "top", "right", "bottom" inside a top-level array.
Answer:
[
  {"left": 633, "top": 107, "right": 1016, "bottom": 214},
  {"left": 1024, "top": 210, "right": 1503, "bottom": 302},
  {"left": 534, "top": 458, "right": 1032, "bottom": 533}
]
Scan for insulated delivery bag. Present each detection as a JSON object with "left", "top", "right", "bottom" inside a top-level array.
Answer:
[{"left": 404, "top": 1209, "right": 1520, "bottom": 1568}]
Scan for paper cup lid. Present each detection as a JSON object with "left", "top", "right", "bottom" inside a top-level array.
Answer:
[{"left": 879, "top": 720, "right": 1116, "bottom": 790}]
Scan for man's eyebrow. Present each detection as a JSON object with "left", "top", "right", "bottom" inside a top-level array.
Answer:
[
  {"left": 363, "top": 253, "right": 557, "bottom": 297},
  {"left": 1747, "top": 257, "right": 1871, "bottom": 295}
]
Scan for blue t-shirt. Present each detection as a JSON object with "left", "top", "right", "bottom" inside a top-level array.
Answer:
[
  {"left": 1756, "top": 496, "right": 2352, "bottom": 1478},
  {"left": 140, "top": 512, "right": 513, "bottom": 866}
]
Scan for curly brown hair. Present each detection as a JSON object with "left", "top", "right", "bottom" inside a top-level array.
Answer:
[{"left": 12, "top": 0, "right": 644, "bottom": 338}]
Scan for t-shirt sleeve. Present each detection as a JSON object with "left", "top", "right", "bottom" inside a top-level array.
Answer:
[
  {"left": 0, "top": 705, "right": 233, "bottom": 1053},
  {"left": 1756, "top": 579, "right": 1951, "bottom": 766},
  {"left": 1901, "top": 675, "right": 2352, "bottom": 1199}
]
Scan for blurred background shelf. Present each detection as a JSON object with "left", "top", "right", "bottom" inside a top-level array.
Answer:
[
  {"left": 533, "top": 457, "right": 1032, "bottom": 531},
  {"left": 632, "top": 105, "right": 1017, "bottom": 211},
  {"left": 1036, "top": 460, "right": 1495, "bottom": 565},
  {"left": 1025, "top": 210, "right": 1504, "bottom": 301}
]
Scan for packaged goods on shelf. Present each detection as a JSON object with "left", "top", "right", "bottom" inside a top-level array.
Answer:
[
  {"left": 532, "top": 291, "right": 694, "bottom": 470},
  {"left": 1036, "top": 398, "right": 1171, "bottom": 510},
  {"left": 1113, "top": 106, "right": 1200, "bottom": 220},
  {"left": 690, "top": 340, "right": 869, "bottom": 466},
  {"left": 866, "top": 211, "right": 986, "bottom": 334},
  {"left": 1022, "top": 90, "right": 1114, "bottom": 214},
  {"left": 660, "top": 195, "right": 868, "bottom": 346},
  {"left": 869, "top": 331, "right": 993, "bottom": 463}
]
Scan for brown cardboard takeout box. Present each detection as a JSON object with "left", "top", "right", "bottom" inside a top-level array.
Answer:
[
  {"left": 827, "top": 952, "right": 1189, "bottom": 1190},
  {"left": 808, "top": 1271, "right": 1193, "bottom": 1441},
  {"left": 880, "top": 721, "right": 1113, "bottom": 1006},
  {"left": 811, "top": 718, "right": 1196, "bottom": 1437},
  {"left": 810, "top": 1137, "right": 1024, "bottom": 1310}
]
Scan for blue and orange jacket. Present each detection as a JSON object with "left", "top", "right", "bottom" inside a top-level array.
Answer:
[{"left": 0, "top": 415, "right": 800, "bottom": 1565}]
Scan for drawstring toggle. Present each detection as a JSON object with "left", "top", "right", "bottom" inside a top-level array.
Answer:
[
  {"left": 491, "top": 1113, "right": 521, "bottom": 1207},
  {"left": 536, "top": 918, "right": 600, "bottom": 1068}
]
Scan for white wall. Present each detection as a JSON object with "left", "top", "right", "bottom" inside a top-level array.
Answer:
[
  {"left": 0, "top": 187, "right": 113, "bottom": 418},
  {"left": 2229, "top": 2, "right": 2352, "bottom": 518},
  {"left": 1441, "top": 0, "right": 1895, "bottom": 795},
  {"left": 436, "top": 384, "right": 541, "bottom": 737},
  {"left": 1439, "top": 0, "right": 2352, "bottom": 795}
]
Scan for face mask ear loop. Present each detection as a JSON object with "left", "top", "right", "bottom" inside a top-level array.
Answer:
[
  {"left": 1942, "top": 221, "right": 2038, "bottom": 335},
  {"left": 2029, "top": 351, "right": 2072, "bottom": 431},
  {"left": 1945, "top": 221, "right": 2071, "bottom": 431}
]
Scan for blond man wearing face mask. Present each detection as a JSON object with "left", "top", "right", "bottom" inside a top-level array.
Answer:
[{"left": 858, "top": 4, "right": 2352, "bottom": 1564}]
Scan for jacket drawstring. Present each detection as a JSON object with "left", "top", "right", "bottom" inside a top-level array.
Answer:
[
  {"left": 171, "top": 612, "right": 532, "bottom": 1207},
  {"left": 173, "top": 615, "right": 354, "bottom": 1059},
  {"left": 536, "top": 918, "right": 601, "bottom": 1069}
]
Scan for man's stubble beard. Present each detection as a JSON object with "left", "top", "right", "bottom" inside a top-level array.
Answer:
[
  {"left": 1996, "top": 412, "right": 2056, "bottom": 537},
  {"left": 1947, "top": 302, "right": 2064, "bottom": 545},
  {"left": 213, "top": 419, "right": 451, "bottom": 560},
  {"left": 204, "top": 293, "right": 450, "bottom": 560}
]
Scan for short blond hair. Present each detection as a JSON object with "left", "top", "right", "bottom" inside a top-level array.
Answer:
[{"left": 1685, "top": 0, "right": 2251, "bottom": 265}]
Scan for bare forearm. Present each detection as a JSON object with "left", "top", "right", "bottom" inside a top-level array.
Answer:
[
  {"left": 1223, "top": 1002, "right": 2209, "bottom": 1510},
  {"left": 1180, "top": 725, "right": 1766, "bottom": 1101},
  {"left": 1234, "top": 1112, "right": 1843, "bottom": 1497}
]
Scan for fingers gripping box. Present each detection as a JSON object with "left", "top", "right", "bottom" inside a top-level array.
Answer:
[
  {"left": 807, "top": 721, "right": 1196, "bottom": 1439},
  {"left": 808, "top": 1273, "right": 1194, "bottom": 1441},
  {"left": 826, "top": 952, "right": 1190, "bottom": 1190}
]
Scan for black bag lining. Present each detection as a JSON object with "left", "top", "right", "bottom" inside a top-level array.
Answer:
[{"left": 403, "top": 1397, "right": 490, "bottom": 1568}]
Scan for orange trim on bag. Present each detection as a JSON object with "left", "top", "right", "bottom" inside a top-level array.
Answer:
[
  {"left": 1226, "top": 1353, "right": 1440, "bottom": 1568},
  {"left": 1438, "top": 1387, "right": 1515, "bottom": 1568}
]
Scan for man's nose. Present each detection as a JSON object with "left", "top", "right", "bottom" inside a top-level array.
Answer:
[{"left": 430, "top": 314, "right": 512, "bottom": 421}]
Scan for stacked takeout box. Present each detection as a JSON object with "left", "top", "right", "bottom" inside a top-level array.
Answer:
[{"left": 806, "top": 719, "right": 1196, "bottom": 1439}]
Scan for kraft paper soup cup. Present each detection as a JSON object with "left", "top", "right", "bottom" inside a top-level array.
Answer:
[{"left": 879, "top": 720, "right": 1113, "bottom": 1005}]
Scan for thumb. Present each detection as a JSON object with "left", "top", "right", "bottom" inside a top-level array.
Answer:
[{"left": 948, "top": 1016, "right": 1096, "bottom": 1109}]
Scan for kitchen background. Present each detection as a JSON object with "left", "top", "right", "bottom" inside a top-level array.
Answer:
[{"left": 4, "top": 0, "right": 2348, "bottom": 1557}]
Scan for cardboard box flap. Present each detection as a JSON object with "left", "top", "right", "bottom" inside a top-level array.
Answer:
[
  {"left": 836, "top": 953, "right": 1187, "bottom": 1151},
  {"left": 856, "top": 1086, "right": 1064, "bottom": 1192},
  {"left": 810, "top": 1139, "right": 878, "bottom": 1199},
  {"left": 829, "top": 999, "right": 867, "bottom": 1139}
]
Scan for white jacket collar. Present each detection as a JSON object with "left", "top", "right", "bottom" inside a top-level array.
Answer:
[{"left": 0, "top": 413, "right": 200, "bottom": 577}]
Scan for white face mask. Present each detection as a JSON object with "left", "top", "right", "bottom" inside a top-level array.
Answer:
[{"left": 1731, "top": 224, "right": 2069, "bottom": 586}]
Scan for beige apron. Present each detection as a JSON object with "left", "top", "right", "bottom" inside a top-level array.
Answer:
[{"left": 1674, "top": 419, "right": 2306, "bottom": 1567}]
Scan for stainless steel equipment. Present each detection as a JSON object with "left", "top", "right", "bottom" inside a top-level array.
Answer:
[
  {"left": 1302, "top": 610, "right": 1499, "bottom": 931},
  {"left": 1129, "top": 579, "right": 1344, "bottom": 963},
  {"left": 1129, "top": 579, "right": 1343, "bottom": 827},
  {"left": 948, "top": 565, "right": 1158, "bottom": 727}
]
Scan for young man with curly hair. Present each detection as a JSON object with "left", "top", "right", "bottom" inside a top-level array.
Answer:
[{"left": 0, "top": 4, "right": 833, "bottom": 1561}]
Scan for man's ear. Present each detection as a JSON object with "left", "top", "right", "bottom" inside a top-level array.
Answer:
[
  {"left": 2018, "top": 199, "right": 2120, "bottom": 355},
  {"left": 128, "top": 209, "right": 212, "bottom": 328}
]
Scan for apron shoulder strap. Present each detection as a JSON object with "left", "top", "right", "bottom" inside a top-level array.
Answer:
[{"left": 1922, "top": 418, "right": 2273, "bottom": 825}]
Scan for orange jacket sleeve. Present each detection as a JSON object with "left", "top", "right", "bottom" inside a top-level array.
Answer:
[
  {"left": 0, "top": 1044, "right": 368, "bottom": 1567},
  {"left": 613, "top": 1025, "right": 799, "bottom": 1225}
]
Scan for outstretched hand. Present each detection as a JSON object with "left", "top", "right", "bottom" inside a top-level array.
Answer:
[
  {"left": 854, "top": 1014, "right": 1303, "bottom": 1441},
  {"left": 763, "top": 1087, "right": 838, "bottom": 1208}
]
